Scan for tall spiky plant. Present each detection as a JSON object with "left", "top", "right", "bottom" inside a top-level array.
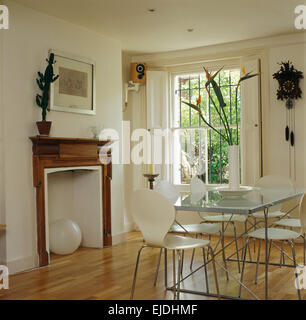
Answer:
[
  {"left": 36, "top": 53, "right": 59, "bottom": 120},
  {"left": 182, "top": 66, "right": 260, "bottom": 145}
]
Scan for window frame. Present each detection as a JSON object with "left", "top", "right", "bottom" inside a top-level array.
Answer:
[{"left": 169, "top": 61, "right": 243, "bottom": 189}]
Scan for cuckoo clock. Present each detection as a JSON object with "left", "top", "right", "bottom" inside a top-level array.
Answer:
[{"left": 273, "top": 61, "right": 303, "bottom": 146}]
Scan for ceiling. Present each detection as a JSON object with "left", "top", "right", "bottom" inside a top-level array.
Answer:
[{"left": 14, "top": 0, "right": 302, "bottom": 53}]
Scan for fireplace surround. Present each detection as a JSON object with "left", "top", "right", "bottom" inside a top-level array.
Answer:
[{"left": 29, "top": 136, "right": 112, "bottom": 267}]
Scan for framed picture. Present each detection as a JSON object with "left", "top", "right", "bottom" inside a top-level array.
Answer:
[{"left": 49, "top": 49, "right": 96, "bottom": 115}]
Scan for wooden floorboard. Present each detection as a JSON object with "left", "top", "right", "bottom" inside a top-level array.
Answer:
[{"left": 0, "top": 231, "right": 304, "bottom": 300}]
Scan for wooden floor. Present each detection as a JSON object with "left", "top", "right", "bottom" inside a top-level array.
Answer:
[{"left": 0, "top": 231, "right": 304, "bottom": 300}]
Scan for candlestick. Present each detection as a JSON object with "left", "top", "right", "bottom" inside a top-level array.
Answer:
[{"left": 143, "top": 173, "right": 159, "bottom": 190}]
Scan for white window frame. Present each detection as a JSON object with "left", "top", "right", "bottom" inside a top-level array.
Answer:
[{"left": 168, "top": 61, "right": 243, "bottom": 191}]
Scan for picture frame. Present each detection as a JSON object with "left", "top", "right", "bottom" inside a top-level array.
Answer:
[{"left": 49, "top": 49, "right": 96, "bottom": 115}]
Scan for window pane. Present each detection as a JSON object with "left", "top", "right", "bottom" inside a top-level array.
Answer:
[
  {"left": 230, "top": 86, "right": 241, "bottom": 125},
  {"left": 200, "top": 73, "right": 206, "bottom": 88},
  {"left": 190, "top": 75, "right": 199, "bottom": 89},
  {"left": 173, "top": 129, "right": 207, "bottom": 184},
  {"left": 219, "top": 69, "right": 230, "bottom": 86},
  {"left": 180, "top": 103, "right": 190, "bottom": 128},
  {"left": 208, "top": 129, "right": 228, "bottom": 184},
  {"left": 179, "top": 76, "right": 189, "bottom": 90},
  {"left": 181, "top": 89, "right": 189, "bottom": 102},
  {"left": 173, "top": 68, "right": 241, "bottom": 185},
  {"left": 231, "top": 70, "right": 241, "bottom": 85}
]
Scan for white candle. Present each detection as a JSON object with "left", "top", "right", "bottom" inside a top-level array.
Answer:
[{"left": 148, "top": 163, "right": 154, "bottom": 174}]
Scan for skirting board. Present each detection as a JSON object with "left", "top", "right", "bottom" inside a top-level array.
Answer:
[
  {"left": 124, "top": 222, "right": 135, "bottom": 233},
  {"left": 6, "top": 255, "right": 38, "bottom": 275},
  {"left": 111, "top": 232, "right": 126, "bottom": 246}
]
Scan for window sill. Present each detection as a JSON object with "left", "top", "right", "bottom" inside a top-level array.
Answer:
[{"left": 174, "top": 183, "right": 226, "bottom": 193}]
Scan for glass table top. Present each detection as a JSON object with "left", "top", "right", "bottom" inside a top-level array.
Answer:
[{"left": 174, "top": 186, "right": 305, "bottom": 214}]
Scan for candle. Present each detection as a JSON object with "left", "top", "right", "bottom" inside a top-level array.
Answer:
[{"left": 148, "top": 163, "right": 154, "bottom": 174}]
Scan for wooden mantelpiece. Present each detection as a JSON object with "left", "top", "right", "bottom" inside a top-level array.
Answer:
[{"left": 29, "top": 136, "right": 113, "bottom": 267}]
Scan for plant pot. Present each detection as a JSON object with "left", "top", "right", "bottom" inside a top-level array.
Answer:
[
  {"left": 36, "top": 121, "right": 52, "bottom": 136},
  {"left": 228, "top": 145, "right": 240, "bottom": 190}
]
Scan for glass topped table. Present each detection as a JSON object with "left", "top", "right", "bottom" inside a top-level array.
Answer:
[
  {"left": 173, "top": 186, "right": 305, "bottom": 300},
  {"left": 175, "top": 187, "right": 305, "bottom": 215}
]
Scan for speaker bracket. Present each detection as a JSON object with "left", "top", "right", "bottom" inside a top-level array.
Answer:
[{"left": 124, "top": 81, "right": 141, "bottom": 110}]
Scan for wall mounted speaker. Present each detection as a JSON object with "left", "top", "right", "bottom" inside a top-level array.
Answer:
[{"left": 130, "top": 62, "right": 147, "bottom": 84}]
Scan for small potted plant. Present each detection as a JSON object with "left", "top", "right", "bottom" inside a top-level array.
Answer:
[{"left": 35, "top": 53, "right": 59, "bottom": 136}]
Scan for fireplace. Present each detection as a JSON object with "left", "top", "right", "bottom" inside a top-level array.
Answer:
[
  {"left": 29, "top": 136, "right": 112, "bottom": 267},
  {"left": 46, "top": 166, "right": 103, "bottom": 260}
]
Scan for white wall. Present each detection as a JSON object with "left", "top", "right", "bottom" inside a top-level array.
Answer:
[
  {"left": 267, "top": 43, "right": 306, "bottom": 188},
  {"left": 2, "top": 1, "right": 124, "bottom": 273}
]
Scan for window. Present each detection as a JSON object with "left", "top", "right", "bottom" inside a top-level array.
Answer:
[{"left": 172, "top": 68, "right": 241, "bottom": 185}]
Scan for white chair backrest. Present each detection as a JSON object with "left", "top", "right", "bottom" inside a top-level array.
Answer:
[
  {"left": 299, "top": 193, "right": 306, "bottom": 235},
  {"left": 155, "top": 180, "right": 180, "bottom": 204},
  {"left": 255, "top": 175, "right": 294, "bottom": 189},
  {"left": 190, "top": 177, "right": 207, "bottom": 194},
  {"left": 255, "top": 175, "right": 294, "bottom": 212},
  {"left": 131, "top": 189, "right": 175, "bottom": 247}
]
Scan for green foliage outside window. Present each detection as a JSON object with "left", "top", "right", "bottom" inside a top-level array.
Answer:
[{"left": 175, "top": 69, "right": 241, "bottom": 184}]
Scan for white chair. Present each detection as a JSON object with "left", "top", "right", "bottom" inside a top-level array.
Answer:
[
  {"left": 191, "top": 177, "right": 247, "bottom": 274},
  {"left": 155, "top": 179, "right": 221, "bottom": 238},
  {"left": 154, "top": 179, "right": 221, "bottom": 288},
  {"left": 155, "top": 179, "right": 180, "bottom": 205},
  {"left": 190, "top": 176, "right": 207, "bottom": 194},
  {"left": 238, "top": 193, "right": 306, "bottom": 300},
  {"left": 273, "top": 195, "right": 306, "bottom": 266},
  {"left": 249, "top": 175, "right": 295, "bottom": 255},
  {"left": 130, "top": 189, "right": 219, "bottom": 300},
  {"left": 252, "top": 175, "right": 294, "bottom": 220}
]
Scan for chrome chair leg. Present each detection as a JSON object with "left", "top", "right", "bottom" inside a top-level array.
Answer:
[
  {"left": 288, "top": 240, "right": 301, "bottom": 300},
  {"left": 233, "top": 222, "right": 241, "bottom": 273},
  {"left": 267, "top": 240, "right": 272, "bottom": 262},
  {"left": 130, "top": 245, "right": 146, "bottom": 300},
  {"left": 280, "top": 241, "right": 284, "bottom": 267},
  {"left": 190, "top": 235, "right": 198, "bottom": 270},
  {"left": 248, "top": 237, "right": 252, "bottom": 260},
  {"left": 208, "top": 234, "right": 212, "bottom": 260},
  {"left": 253, "top": 217, "right": 257, "bottom": 253},
  {"left": 239, "top": 237, "right": 249, "bottom": 298},
  {"left": 202, "top": 247, "right": 209, "bottom": 293},
  {"left": 241, "top": 236, "right": 246, "bottom": 261},
  {"left": 177, "top": 250, "right": 182, "bottom": 300},
  {"left": 255, "top": 239, "right": 261, "bottom": 284},
  {"left": 154, "top": 248, "right": 163, "bottom": 286},
  {"left": 164, "top": 248, "right": 168, "bottom": 288},
  {"left": 180, "top": 250, "right": 184, "bottom": 276},
  {"left": 172, "top": 250, "right": 176, "bottom": 299},
  {"left": 221, "top": 221, "right": 229, "bottom": 281},
  {"left": 190, "top": 249, "right": 196, "bottom": 270},
  {"left": 303, "top": 234, "right": 306, "bottom": 266},
  {"left": 208, "top": 245, "right": 220, "bottom": 298}
]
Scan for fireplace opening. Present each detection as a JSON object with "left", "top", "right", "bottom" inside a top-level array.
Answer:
[{"left": 45, "top": 166, "right": 103, "bottom": 262}]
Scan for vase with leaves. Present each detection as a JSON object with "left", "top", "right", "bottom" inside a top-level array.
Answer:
[
  {"left": 182, "top": 66, "right": 259, "bottom": 190},
  {"left": 35, "top": 53, "right": 59, "bottom": 136}
]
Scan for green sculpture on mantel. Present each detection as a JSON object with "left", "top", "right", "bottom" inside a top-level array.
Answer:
[{"left": 36, "top": 53, "right": 59, "bottom": 121}]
